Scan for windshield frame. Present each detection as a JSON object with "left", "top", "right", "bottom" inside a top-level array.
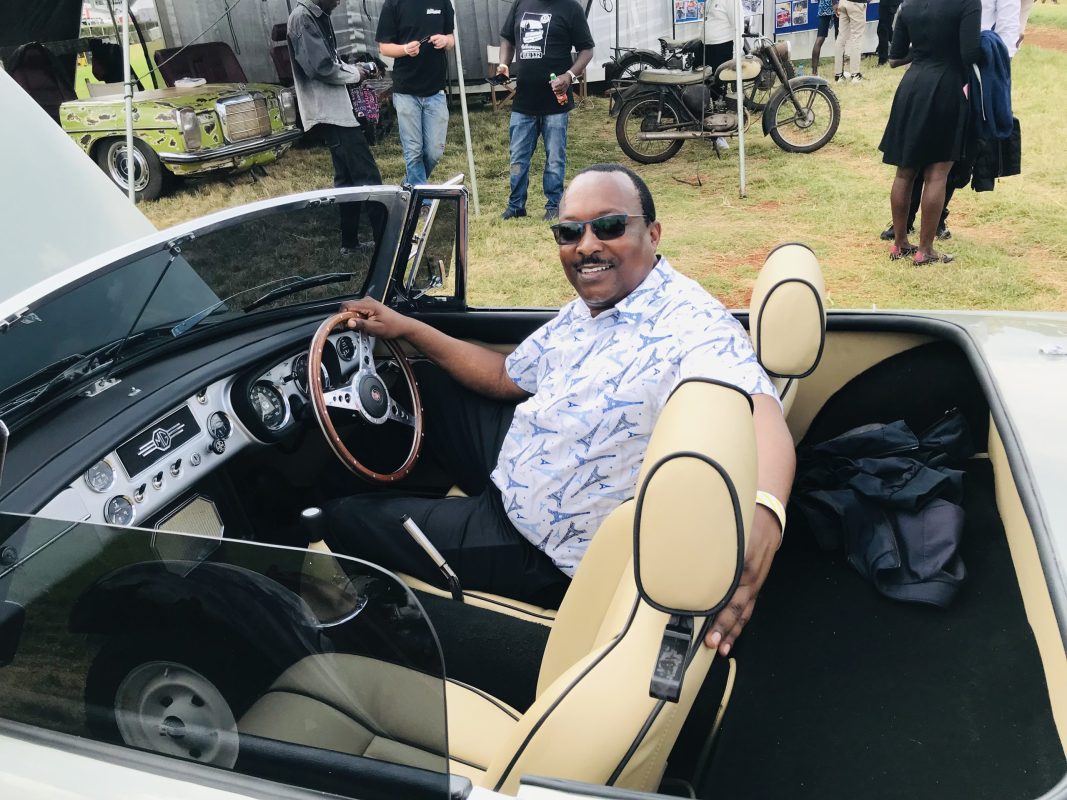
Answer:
[{"left": 0, "top": 187, "right": 410, "bottom": 423}]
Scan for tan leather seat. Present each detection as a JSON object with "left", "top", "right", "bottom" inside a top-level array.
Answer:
[
  {"left": 748, "top": 242, "right": 827, "bottom": 417},
  {"left": 240, "top": 380, "right": 756, "bottom": 794}
]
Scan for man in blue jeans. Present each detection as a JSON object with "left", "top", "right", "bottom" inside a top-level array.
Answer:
[
  {"left": 376, "top": 0, "right": 455, "bottom": 186},
  {"left": 497, "top": 0, "right": 594, "bottom": 221}
]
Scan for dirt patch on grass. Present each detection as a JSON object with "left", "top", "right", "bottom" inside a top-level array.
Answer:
[
  {"left": 754, "top": 201, "right": 782, "bottom": 211},
  {"left": 1024, "top": 27, "right": 1067, "bottom": 53}
]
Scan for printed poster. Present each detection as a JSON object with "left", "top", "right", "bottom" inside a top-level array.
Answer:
[
  {"left": 674, "top": 0, "right": 705, "bottom": 23},
  {"left": 791, "top": 0, "right": 808, "bottom": 25},
  {"left": 774, "top": 1, "right": 790, "bottom": 28},
  {"left": 742, "top": 0, "right": 764, "bottom": 14}
]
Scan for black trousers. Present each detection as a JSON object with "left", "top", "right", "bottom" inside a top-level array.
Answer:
[
  {"left": 318, "top": 123, "right": 384, "bottom": 249},
  {"left": 876, "top": 1, "right": 900, "bottom": 64},
  {"left": 325, "top": 364, "right": 570, "bottom": 608}
]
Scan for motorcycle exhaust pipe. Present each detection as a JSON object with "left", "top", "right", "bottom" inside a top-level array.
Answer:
[{"left": 636, "top": 131, "right": 715, "bottom": 141}]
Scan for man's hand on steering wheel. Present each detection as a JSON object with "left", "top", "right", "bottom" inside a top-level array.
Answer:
[{"left": 340, "top": 298, "right": 412, "bottom": 340}]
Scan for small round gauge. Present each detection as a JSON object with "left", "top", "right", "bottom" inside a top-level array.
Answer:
[
  {"left": 249, "top": 381, "right": 287, "bottom": 430},
  {"left": 336, "top": 335, "right": 355, "bottom": 362},
  {"left": 207, "top": 411, "right": 232, "bottom": 440},
  {"left": 84, "top": 460, "right": 115, "bottom": 493},
  {"left": 293, "top": 354, "right": 330, "bottom": 395},
  {"left": 104, "top": 495, "right": 135, "bottom": 526}
]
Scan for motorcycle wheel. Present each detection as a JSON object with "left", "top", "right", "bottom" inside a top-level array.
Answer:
[
  {"left": 610, "top": 51, "right": 668, "bottom": 115},
  {"left": 615, "top": 95, "right": 687, "bottom": 164},
  {"left": 743, "top": 58, "right": 796, "bottom": 113},
  {"left": 766, "top": 84, "right": 841, "bottom": 153}
]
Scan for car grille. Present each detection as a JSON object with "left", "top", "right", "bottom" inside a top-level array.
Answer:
[{"left": 217, "top": 94, "right": 271, "bottom": 143}]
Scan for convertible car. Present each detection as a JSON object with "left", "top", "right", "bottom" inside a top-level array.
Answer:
[{"left": 1, "top": 100, "right": 1065, "bottom": 800}]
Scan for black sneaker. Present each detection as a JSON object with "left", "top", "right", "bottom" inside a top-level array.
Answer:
[
  {"left": 851, "top": 72, "right": 864, "bottom": 82},
  {"left": 501, "top": 207, "right": 527, "bottom": 221},
  {"left": 879, "top": 222, "right": 915, "bottom": 241},
  {"left": 936, "top": 225, "right": 952, "bottom": 241},
  {"left": 834, "top": 72, "right": 845, "bottom": 82},
  {"left": 543, "top": 207, "right": 559, "bottom": 222}
]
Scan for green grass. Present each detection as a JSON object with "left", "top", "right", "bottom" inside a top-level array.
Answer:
[
  {"left": 138, "top": 21, "right": 1067, "bottom": 312},
  {"left": 1029, "top": 3, "right": 1067, "bottom": 30}
]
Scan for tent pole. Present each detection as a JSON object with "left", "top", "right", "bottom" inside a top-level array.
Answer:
[
  {"left": 122, "top": 0, "right": 135, "bottom": 203},
  {"left": 449, "top": 1, "right": 480, "bottom": 217},
  {"left": 734, "top": 0, "right": 746, "bottom": 198}
]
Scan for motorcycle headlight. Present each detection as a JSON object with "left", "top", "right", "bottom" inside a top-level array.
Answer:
[
  {"left": 278, "top": 88, "right": 298, "bottom": 126},
  {"left": 175, "top": 107, "right": 201, "bottom": 151}
]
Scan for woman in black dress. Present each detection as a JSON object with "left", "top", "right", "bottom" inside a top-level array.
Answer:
[{"left": 879, "top": 0, "right": 981, "bottom": 264}]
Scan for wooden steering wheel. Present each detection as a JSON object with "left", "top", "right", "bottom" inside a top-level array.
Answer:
[{"left": 307, "top": 311, "right": 424, "bottom": 483}]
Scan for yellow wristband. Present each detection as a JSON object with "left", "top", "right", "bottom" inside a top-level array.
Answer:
[{"left": 755, "top": 490, "right": 786, "bottom": 549}]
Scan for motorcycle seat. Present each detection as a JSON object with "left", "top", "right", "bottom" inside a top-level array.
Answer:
[
  {"left": 715, "top": 55, "right": 763, "bottom": 82},
  {"left": 659, "top": 37, "right": 703, "bottom": 50},
  {"left": 638, "top": 66, "right": 715, "bottom": 85}
]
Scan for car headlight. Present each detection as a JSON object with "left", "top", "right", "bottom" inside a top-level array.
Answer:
[
  {"left": 175, "top": 107, "right": 202, "bottom": 150},
  {"left": 278, "top": 88, "right": 298, "bottom": 126}
]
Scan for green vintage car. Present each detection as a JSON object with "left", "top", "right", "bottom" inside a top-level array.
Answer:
[
  {"left": 61, "top": 81, "right": 301, "bottom": 202},
  {"left": 5, "top": 41, "right": 301, "bottom": 202}
]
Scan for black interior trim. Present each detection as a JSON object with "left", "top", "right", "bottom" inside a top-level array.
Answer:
[
  {"left": 633, "top": 452, "right": 745, "bottom": 617},
  {"left": 493, "top": 597, "right": 641, "bottom": 792},
  {"left": 664, "top": 377, "right": 754, "bottom": 410},
  {"left": 754, "top": 277, "right": 826, "bottom": 379},
  {"left": 522, "top": 774, "right": 682, "bottom": 799},
  {"left": 462, "top": 591, "right": 557, "bottom": 621}
]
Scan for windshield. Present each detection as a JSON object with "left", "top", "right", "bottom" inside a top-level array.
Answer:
[
  {"left": 0, "top": 513, "right": 449, "bottom": 799},
  {"left": 0, "top": 198, "right": 387, "bottom": 421}
]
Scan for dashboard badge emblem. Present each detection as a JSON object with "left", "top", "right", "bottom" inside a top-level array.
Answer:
[{"left": 152, "top": 429, "right": 172, "bottom": 452}]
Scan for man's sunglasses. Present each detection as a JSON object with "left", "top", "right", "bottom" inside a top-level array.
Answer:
[{"left": 550, "top": 213, "right": 647, "bottom": 245}]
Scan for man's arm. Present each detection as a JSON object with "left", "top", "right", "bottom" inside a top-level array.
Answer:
[
  {"left": 704, "top": 392, "right": 796, "bottom": 655},
  {"left": 341, "top": 298, "right": 528, "bottom": 400},
  {"left": 291, "top": 13, "right": 364, "bottom": 84},
  {"left": 496, "top": 39, "right": 515, "bottom": 76},
  {"left": 996, "top": 0, "right": 1021, "bottom": 58}
]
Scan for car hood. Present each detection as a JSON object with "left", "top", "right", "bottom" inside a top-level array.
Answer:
[{"left": 66, "top": 83, "right": 286, "bottom": 109}]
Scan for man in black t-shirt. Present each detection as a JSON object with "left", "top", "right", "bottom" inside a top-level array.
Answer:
[
  {"left": 497, "top": 0, "right": 594, "bottom": 221},
  {"left": 376, "top": 0, "right": 455, "bottom": 185}
]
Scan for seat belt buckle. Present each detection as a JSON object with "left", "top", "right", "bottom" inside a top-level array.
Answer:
[{"left": 649, "top": 614, "right": 693, "bottom": 703}]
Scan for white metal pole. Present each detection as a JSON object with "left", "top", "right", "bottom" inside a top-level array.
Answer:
[
  {"left": 734, "top": 0, "right": 746, "bottom": 198},
  {"left": 449, "top": 1, "right": 480, "bottom": 217},
  {"left": 122, "top": 0, "right": 135, "bottom": 203}
]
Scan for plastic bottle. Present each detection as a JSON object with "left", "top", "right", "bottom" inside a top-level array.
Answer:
[{"left": 548, "top": 72, "right": 568, "bottom": 106}]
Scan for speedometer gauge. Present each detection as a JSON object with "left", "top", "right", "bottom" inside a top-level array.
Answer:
[
  {"left": 249, "top": 382, "right": 287, "bottom": 430},
  {"left": 84, "top": 460, "right": 115, "bottom": 493}
]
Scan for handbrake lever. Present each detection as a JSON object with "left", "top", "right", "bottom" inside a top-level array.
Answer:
[{"left": 400, "top": 515, "right": 464, "bottom": 603}]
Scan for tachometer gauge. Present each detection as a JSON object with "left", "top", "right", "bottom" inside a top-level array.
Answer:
[
  {"left": 336, "top": 335, "right": 355, "bottom": 362},
  {"left": 293, "top": 354, "right": 330, "bottom": 395},
  {"left": 84, "top": 460, "right": 115, "bottom": 493},
  {"left": 207, "top": 411, "right": 232, "bottom": 440},
  {"left": 249, "top": 382, "right": 287, "bottom": 430},
  {"left": 104, "top": 495, "right": 135, "bottom": 526}
]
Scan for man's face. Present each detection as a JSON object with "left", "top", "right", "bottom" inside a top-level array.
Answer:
[
  {"left": 315, "top": 0, "right": 341, "bottom": 13},
  {"left": 556, "top": 172, "right": 661, "bottom": 316}
]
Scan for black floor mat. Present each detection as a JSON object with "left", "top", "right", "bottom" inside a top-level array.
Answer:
[{"left": 699, "top": 461, "right": 1065, "bottom": 800}]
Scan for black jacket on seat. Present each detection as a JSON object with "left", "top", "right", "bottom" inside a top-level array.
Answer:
[{"left": 791, "top": 411, "right": 973, "bottom": 608}]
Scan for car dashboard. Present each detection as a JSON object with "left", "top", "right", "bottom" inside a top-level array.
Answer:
[{"left": 36, "top": 332, "right": 361, "bottom": 530}]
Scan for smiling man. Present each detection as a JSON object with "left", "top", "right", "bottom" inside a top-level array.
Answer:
[{"left": 330, "top": 164, "right": 794, "bottom": 654}]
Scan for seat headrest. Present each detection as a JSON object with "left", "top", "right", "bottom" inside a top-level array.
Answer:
[
  {"left": 633, "top": 380, "right": 756, "bottom": 615},
  {"left": 749, "top": 243, "right": 826, "bottom": 379}
]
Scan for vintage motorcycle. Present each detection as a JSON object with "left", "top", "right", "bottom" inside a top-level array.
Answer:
[
  {"left": 609, "top": 32, "right": 796, "bottom": 114},
  {"left": 614, "top": 33, "right": 840, "bottom": 163}
]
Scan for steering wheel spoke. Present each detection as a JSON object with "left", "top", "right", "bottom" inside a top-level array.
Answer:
[
  {"left": 323, "top": 386, "right": 359, "bottom": 412},
  {"left": 308, "top": 311, "right": 424, "bottom": 483},
  {"left": 388, "top": 403, "right": 417, "bottom": 428}
]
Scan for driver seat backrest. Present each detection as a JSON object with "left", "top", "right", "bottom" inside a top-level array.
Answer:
[
  {"left": 475, "top": 379, "right": 756, "bottom": 793},
  {"left": 748, "top": 243, "right": 826, "bottom": 417},
  {"left": 238, "top": 381, "right": 755, "bottom": 795}
]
